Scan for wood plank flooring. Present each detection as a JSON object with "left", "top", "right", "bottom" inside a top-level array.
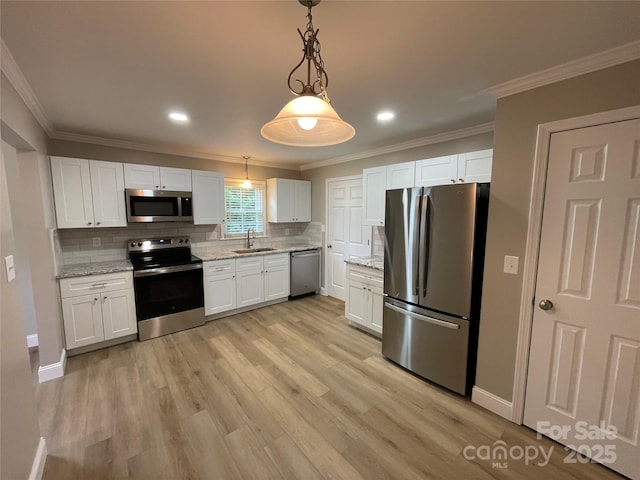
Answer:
[{"left": 36, "top": 296, "right": 620, "bottom": 479}]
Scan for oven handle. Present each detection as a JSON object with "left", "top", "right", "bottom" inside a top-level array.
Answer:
[{"left": 134, "top": 263, "right": 203, "bottom": 277}]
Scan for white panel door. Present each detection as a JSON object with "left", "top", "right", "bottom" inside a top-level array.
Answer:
[
  {"left": 327, "top": 178, "right": 371, "bottom": 300},
  {"left": 204, "top": 273, "right": 237, "bottom": 315},
  {"left": 89, "top": 160, "right": 127, "bottom": 227},
  {"left": 61, "top": 294, "right": 104, "bottom": 349},
  {"left": 362, "top": 166, "right": 386, "bottom": 226},
  {"left": 457, "top": 149, "right": 492, "bottom": 183},
  {"left": 101, "top": 289, "right": 136, "bottom": 340},
  {"left": 123, "top": 163, "right": 161, "bottom": 189},
  {"left": 160, "top": 167, "right": 192, "bottom": 191},
  {"left": 415, "top": 155, "right": 458, "bottom": 187},
  {"left": 524, "top": 119, "right": 640, "bottom": 479},
  {"left": 192, "top": 170, "right": 225, "bottom": 225},
  {"left": 50, "top": 156, "right": 94, "bottom": 228}
]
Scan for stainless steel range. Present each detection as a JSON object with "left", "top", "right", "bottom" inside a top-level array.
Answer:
[{"left": 128, "top": 237, "right": 204, "bottom": 341}]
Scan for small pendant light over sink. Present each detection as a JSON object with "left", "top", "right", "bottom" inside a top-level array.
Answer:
[
  {"left": 242, "top": 156, "right": 252, "bottom": 189},
  {"left": 261, "top": 0, "right": 355, "bottom": 147}
]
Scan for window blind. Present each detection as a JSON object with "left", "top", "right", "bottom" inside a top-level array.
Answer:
[{"left": 224, "top": 182, "right": 265, "bottom": 236}]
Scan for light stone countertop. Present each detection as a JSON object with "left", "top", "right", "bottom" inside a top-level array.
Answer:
[
  {"left": 57, "top": 260, "right": 133, "bottom": 279},
  {"left": 345, "top": 256, "right": 384, "bottom": 271},
  {"left": 193, "top": 244, "right": 320, "bottom": 262}
]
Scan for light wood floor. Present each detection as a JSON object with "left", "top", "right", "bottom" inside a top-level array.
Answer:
[{"left": 36, "top": 295, "right": 620, "bottom": 479}]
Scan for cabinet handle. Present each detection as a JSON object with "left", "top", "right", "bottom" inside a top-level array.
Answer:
[
  {"left": 96, "top": 221, "right": 101, "bottom": 225},
  {"left": 87, "top": 222, "right": 92, "bottom": 225},
  {"left": 162, "top": 185, "right": 166, "bottom": 189},
  {"left": 450, "top": 179, "right": 455, "bottom": 183},
  {"left": 155, "top": 185, "right": 159, "bottom": 188},
  {"left": 103, "top": 296, "right": 107, "bottom": 301},
  {"left": 94, "top": 297, "right": 98, "bottom": 302},
  {"left": 90, "top": 283, "right": 107, "bottom": 289},
  {"left": 458, "top": 178, "right": 464, "bottom": 183}
]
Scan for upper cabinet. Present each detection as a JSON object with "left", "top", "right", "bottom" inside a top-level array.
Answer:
[
  {"left": 192, "top": 170, "right": 225, "bottom": 225},
  {"left": 123, "top": 164, "right": 192, "bottom": 191},
  {"left": 363, "top": 161, "right": 415, "bottom": 226},
  {"left": 415, "top": 149, "right": 492, "bottom": 186},
  {"left": 51, "top": 156, "right": 127, "bottom": 229},
  {"left": 267, "top": 178, "right": 311, "bottom": 223}
]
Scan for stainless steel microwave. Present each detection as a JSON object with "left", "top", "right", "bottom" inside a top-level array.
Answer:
[{"left": 125, "top": 189, "right": 193, "bottom": 223}]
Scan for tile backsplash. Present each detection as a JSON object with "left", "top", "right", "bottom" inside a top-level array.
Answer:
[
  {"left": 58, "top": 221, "right": 323, "bottom": 266},
  {"left": 372, "top": 226, "right": 384, "bottom": 257}
]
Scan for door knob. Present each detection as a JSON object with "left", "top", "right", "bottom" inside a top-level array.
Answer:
[{"left": 538, "top": 299, "right": 554, "bottom": 311}]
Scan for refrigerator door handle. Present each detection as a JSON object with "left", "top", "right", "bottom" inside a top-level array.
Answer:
[
  {"left": 419, "top": 195, "right": 430, "bottom": 297},
  {"left": 412, "top": 190, "right": 422, "bottom": 296},
  {"left": 384, "top": 302, "right": 460, "bottom": 330}
]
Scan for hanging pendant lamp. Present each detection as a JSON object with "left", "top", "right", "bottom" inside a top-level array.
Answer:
[
  {"left": 242, "top": 156, "right": 252, "bottom": 189},
  {"left": 261, "top": 0, "right": 355, "bottom": 147}
]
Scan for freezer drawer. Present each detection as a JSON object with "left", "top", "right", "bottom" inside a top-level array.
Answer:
[
  {"left": 290, "top": 249, "right": 320, "bottom": 298},
  {"left": 382, "top": 299, "right": 470, "bottom": 395}
]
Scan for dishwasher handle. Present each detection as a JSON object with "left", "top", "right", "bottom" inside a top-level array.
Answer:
[{"left": 291, "top": 250, "right": 320, "bottom": 258}]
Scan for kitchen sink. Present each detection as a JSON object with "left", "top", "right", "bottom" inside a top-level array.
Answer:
[{"left": 232, "top": 247, "right": 277, "bottom": 254}]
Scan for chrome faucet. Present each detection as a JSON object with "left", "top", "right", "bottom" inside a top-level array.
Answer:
[{"left": 246, "top": 228, "right": 255, "bottom": 249}]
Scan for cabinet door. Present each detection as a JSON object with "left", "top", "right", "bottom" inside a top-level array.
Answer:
[
  {"left": 369, "top": 284, "right": 384, "bottom": 334},
  {"left": 89, "top": 160, "right": 127, "bottom": 227},
  {"left": 204, "top": 272, "right": 237, "bottom": 315},
  {"left": 363, "top": 166, "right": 386, "bottom": 226},
  {"left": 457, "top": 149, "right": 492, "bottom": 183},
  {"left": 62, "top": 294, "right": 104, "bottom": 349},
  {"left": 123, "top": 163, "right": 161, "bottom": 189},
  {"left": 267, "top": 178, "right": 295, "bottom": 222},
  {"left": 160, "top": 167, "right": 192, "bottom": 191},
  {"left": 236, "top": 269, "right": 264, "bottom": 307},
  {"left": 50, "top": 156, "right": 95, "bottom": 228},
  {"left": 386, "top": 161, "right": 415, "bottom": 189},
  {"left": 293, "top": 180, "right": 311, "bottom": 222},
  {"left": 101, "top": 289, "right": 137, "bottom": 340},
  {"left": 192, "top": 170, "right": 225, "bottom": 225},
  {"left": 264, "top": 264, "right": 289, "bottom": 301},
  {"left": 415, "top": 155, "right": 458, "bottom": 187},
  {"left": 345, "top": 279, "right": 367, "bottom": 327}
]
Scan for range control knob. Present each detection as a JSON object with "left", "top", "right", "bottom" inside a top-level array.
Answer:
[
  {"left": 178, "top": 239, "right": 183, "bottom": 244},
  {"left": 130, "top": 242, "right": 136, "bottom": 247},
  {"left": 138, "top": 242, "right": 143, "bottom": 247},
  {"left": 185, "top": 239, "right": 189, "bottom": 243}
]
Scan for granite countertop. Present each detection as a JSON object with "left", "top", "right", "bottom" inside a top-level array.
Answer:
[
  {"left": 193, "top": 244, "right": 320, "bottom": 262},
  {"left": 57, "top": 259, "right": 133, "bottom": 279},
  {"left": 345, "top": 256, "right": 384, "bottom": 271}
]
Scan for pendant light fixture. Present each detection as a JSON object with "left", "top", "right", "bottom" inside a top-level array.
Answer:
[
  {"left": 261, "top": 0, "right": 355, "bottom": 147},
  {"left": 242, "top": 156, "right": 252, "bottom": 189}
]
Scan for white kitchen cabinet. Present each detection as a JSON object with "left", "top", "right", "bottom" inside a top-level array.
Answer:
[
  {"left": 415, "top": 149, "right": 492, "bottom": 186},
  {"left": 60, "top": 271, "right": 136, "bottom": 349},
  {"left": 266, "top": 178, "right": 311, "bottom": 222},
  {"left": 192, "top": 170, "right": 225, "bottom": 225},
  {"left": 345, "top": 263, "right": 383, "bottom": 336},
  {"left": 51, "top": 156, "right": 127, "bottom": 229},
  {"left": 204, "top": 259, "right": 237, "bottom": 315},
  {"left": 363, "top": 162, "right": 415, "bottom": 226},
  {"left": 235, "top": 253, "right": 290, "bottom": 308},
  {"left": 264, "top": 253, "right": 290, "bottom": 301},
  {"left": 123, "top": 164, "right": 192, "bottom": 191}
]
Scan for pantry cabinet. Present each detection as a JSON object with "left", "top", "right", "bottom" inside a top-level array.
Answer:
[
  {"left": 345, "top": 264, "right": 383, "bottom": 336},
  {"left": 51, "top": 156, "right": 127, "bottom": 229},
  {"left": 123, "top": 164, "right": 192, "bottom": 191},
  {"left": 59, "top": 272, "right": 136, "bottom": 349},
  {"left": 266, "top": 178, "right": 311, "bottom": 222},
  {"left": 192, "top": 170, "right": 225, "bottom": 225}
]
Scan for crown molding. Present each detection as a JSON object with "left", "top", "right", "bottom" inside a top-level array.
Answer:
[
  {"left": 299, "top": 122, "right": 495, "bottom": 171},
  {"left": 50, "top": 131, "right": 300, "bottom": 171},
  {"left": 1, "top": 38, "right": 55, "bottom": 136},
  {"left": 487, "top": 40, "right": 640, "bottom": 99}
]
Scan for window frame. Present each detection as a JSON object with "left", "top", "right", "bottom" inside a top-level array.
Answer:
[{"left": 222, "top": 179, "right": 267, "bottom": 239}]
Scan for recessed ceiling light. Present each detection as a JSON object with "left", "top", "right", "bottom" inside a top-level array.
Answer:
[
  {"left": 377, "top": 111, "right": 395, "bottom": 121},
  {"left": 168, "top": 112, "right": 189, "bottom": 123}
]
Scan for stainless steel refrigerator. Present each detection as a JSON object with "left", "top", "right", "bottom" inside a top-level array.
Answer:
[{"left": 382, "top": 183, "right": 489, "bottom": 395}]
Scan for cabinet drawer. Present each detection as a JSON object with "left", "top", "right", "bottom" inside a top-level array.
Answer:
[
  {"left": 264, "top": 253, "right": 289, "bottom": 267},
  {"left": 236, "top": 255, "right": 263, "bottom": 272},
  {"left": 204, "top": 259, "right": 236, "bottom": 277},
  {"left": 60, "top": 272, "right": 133, "bottom": 299},
  {"left": 347, "top": 265, "right": 383, "bottom": 288}
]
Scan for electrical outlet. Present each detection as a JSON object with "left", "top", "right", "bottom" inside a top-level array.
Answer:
[
  {"left": 92, "top": 237, "right": 101, "bottom": 247},
  {"left": 503, "top": 255, "right": 519, "bottom": 275},
  {"left": 285, "top": 228, "right": 290, "bottom": 236},
  {"left": 207, "top": 231, "right": 218, "bottom": 240}
]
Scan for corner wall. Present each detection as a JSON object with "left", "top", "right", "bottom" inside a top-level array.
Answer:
[{"left": 476, "top": 59, "right": 640, "bottom": 402}]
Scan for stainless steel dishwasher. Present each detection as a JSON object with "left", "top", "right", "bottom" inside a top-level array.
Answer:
[{"left": 290, "top": 249, "right": 320, "bottom": 298}]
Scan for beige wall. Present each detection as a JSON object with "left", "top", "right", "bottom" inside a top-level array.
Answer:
[
  {"left": 48, "top": 139, "right": 302, "bottom": 181},
  {"left": 476, "top": 59, "right": 640, "bottom": 402}
]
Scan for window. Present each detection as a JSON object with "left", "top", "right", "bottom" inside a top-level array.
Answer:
[{"left": 223, "top": 180, "right": 265, "bottom": 238}]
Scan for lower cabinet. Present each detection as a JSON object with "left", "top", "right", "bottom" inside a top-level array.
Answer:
[
  {"left": 204, "top": 253, "right": 290, "bottom": 315},
  {"left": 60, "top": 272, "right": 137, "bottom": 349},
  {"left": 345, "top": 264, "right": 384, "bottom": 336}
]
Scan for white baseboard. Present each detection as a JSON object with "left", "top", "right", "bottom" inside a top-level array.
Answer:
[
  {"left": 28, "top": 437, "right": 47, "bottom": 480},
  {"left": 320, "top": 287, "right": 328, "bottom": 296},
  {"left": 26, "top": 334, "right": 39, "bottom": 348},
  {"left": 471, "top": 386, "right": 514, "bottom": 421},
  {"left": 38, "top": 348, "right": 66, "bottom": 383}
]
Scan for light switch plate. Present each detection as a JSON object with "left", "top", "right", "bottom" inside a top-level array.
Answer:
[
  {"left": 503, "top": 255, "right": 519, "bottom": 275},
  {"left": 4, "top": 255, "right": 16, "bottom": 282}
]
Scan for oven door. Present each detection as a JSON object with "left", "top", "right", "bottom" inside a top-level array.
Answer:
[
  {"left": 133, "top": 264, "right": 204, "bottom": 321},
  {"left": 126, "top": 189, "right": 193, "bottom": 222}
]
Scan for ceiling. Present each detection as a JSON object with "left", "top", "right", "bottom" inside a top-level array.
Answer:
[{"left": 2, "top": 1, "right": 640, "bottom": 169}]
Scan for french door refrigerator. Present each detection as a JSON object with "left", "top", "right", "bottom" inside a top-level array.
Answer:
[{"left": 382, "top": 183, "right": 489, "bottom": 395}]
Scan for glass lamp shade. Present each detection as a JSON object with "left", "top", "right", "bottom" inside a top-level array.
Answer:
[{"left": 261, "top": 95, "right": 355, "bottom": 147}]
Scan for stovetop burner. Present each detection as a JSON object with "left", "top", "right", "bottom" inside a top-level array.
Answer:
[{"left": 128, "top": 237, "right": 202, "bottom": 270}]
